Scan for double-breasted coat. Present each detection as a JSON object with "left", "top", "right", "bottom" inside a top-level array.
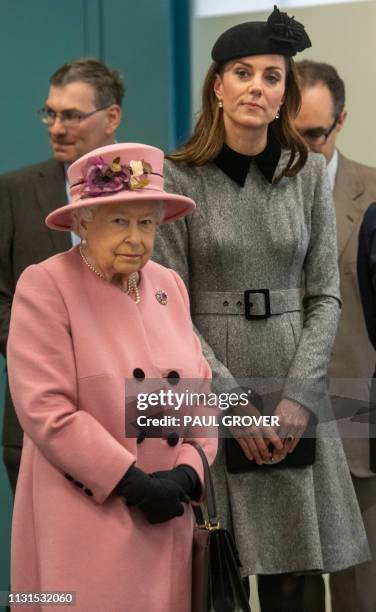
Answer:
[
  {"left": 7, "top": 248, "right": 217, "bottom": 612},
  {"left": 154, "top": 150, "right": 370, "bottom": 576}
]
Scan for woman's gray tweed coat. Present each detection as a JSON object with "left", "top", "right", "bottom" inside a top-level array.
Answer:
[{"left": 153, "top": 152, "right": 370, "bottom": 575}]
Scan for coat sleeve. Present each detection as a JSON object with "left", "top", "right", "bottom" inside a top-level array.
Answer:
[
  {"left": 168, "top": 269, "right": 218, "bottom": 493},
  {"left": 7, "top": 264, "right": 135, "bottom": 504},
  {"left": 282, "top": 155, "right": 342, "bottom": 411},
  {"left": 357, "top": 201, "right": 376, "bottom": 350},
  {"left": 155, "top": 161, "right": 240, "bottom": 395},
  {"left": 0, "top": 176, "right": 14, "bottom": 357}
]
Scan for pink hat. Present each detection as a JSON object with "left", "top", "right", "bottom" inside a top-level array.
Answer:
[{"left": 45, "top": 143, "right": 195, "bottom": 231}]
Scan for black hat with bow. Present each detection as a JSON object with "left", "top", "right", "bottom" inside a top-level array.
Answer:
[{"left": 211, "top": 5, "right": 311, "bottom": 62}]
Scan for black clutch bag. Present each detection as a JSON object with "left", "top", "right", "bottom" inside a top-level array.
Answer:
[
  {"left": 225, "top": 412, "right": 317, "bottom": 473},
  {"left": 190, "top": 442, "right": 251, "bottom": 612}
]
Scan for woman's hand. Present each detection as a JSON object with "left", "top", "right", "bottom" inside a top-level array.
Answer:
[
  {"left": 137, "top": 478, "right": 190, "bottom": 524},
  {"left": 271, "top": 398, "right": 310, "bottom": 461},
  {"left": 114, "top": 465, "right": 190, "bottom": 524},
  {"left": 152, "top": 465, "right": 201, "bottom": 501},
  {"left": 233, "top": 402, "right": 283, "bottom": 465}
]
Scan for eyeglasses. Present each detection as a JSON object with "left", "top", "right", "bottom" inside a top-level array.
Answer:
[
  {"left": 38, "top": 105, "right": 109, "bottom": 127},
  {"left": 297, "top": 114, "right": 340, "bottom": 145}
]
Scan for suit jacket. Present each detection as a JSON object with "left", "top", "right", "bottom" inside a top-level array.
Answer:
[
  {"left": 0, "top": 158, "right": 71, "bottom": 447},
  {"left": 329, "top": 152, "right": 376, "bottom": 476},
  {"left": 357, "top": 202, "right": 376, "bottom": 473},
  {"left": 7, "top": 250, "right": 217, "bottom": 611}
]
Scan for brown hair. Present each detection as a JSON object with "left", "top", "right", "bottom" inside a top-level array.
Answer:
[
  {"left": 295, "top": 60, "right": 345, "bottom": 118},
  {"left": 169, "top": 58, "right": 308, "bottom": 181},
  {"left": 50, "top": 58, "right": 124, "bottom": 108}
]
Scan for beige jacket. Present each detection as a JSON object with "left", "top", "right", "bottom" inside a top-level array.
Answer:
[{"left": 329, "top": 152, "right": 376, "bottom": 477}]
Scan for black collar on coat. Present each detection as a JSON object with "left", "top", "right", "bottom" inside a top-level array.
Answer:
[{"left": 214, "top": 128, "right": 281, "bottom": 186}]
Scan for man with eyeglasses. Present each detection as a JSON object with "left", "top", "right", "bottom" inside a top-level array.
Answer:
[
  {"left": 0, "top": 57, "right": 123, "bottom": 493},
  {"left": 295, "top": 60, "right": 376, "bottom": 612}
]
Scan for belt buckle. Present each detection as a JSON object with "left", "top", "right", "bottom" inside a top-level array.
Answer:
[{"left": 244, "top": 289, "right": 271, "bottom": 320}]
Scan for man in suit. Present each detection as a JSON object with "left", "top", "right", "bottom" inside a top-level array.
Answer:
[
  {"left": 295, "top": 60, "right": 376, "bottom": 612},
  {"left": 0, "top": 57, "right": 123, "bottom": 493}
]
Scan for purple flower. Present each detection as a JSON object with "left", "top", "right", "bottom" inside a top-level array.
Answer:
[
  {"left": 81, "top": 156, "right": 130, "bottom": 197},
  {"left": 77, "top": 155, "right": 152, "bottom": 199}
]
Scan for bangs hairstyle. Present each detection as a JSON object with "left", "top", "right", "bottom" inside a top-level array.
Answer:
[{"left": 169, "top": 58, "right": 308, "bottom": 181}]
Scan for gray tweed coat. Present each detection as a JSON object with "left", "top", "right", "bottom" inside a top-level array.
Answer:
[{"left": 153, "top": 151, "right": 370, "bottom": 575}]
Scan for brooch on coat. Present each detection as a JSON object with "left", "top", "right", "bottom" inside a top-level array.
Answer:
[{"left": 155, "top": 289, "right": 168, "bottom": 305}]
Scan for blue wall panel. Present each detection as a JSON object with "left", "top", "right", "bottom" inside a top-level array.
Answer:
[
  {"left": 170, "top": 0, "right": 192, "bottom": 147},
  {"left": 102, "top": 0, "right": 175, "bottom": 150},
  {"left": 0, "top": 0, "right": 190, "bottom": 173},
  {"left": 0, "top": 0, "right": 90, "bottom": 174}
]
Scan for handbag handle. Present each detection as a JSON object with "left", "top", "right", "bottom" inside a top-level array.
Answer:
[{"left": 189, "top": 441, "right": 219, "bottom": 528}]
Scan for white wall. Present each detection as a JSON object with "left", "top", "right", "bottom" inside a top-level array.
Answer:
[
  {"left": 193, "top": 0, "right": 365, "bottom": 17},
  {"left": 192, "top": 0, "right": 376, "bottom": 166}
]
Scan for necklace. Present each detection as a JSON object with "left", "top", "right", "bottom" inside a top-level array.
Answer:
[{"left": 79, "top": 245, "right": 140, "bottom": 304}]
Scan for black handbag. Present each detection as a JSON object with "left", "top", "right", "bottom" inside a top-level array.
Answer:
[
  {"left": 190, "top": 442, "right": 251, "bottom": 612},
  {"left": 225, "top": 411, "right": 317, "bottom": 473}
]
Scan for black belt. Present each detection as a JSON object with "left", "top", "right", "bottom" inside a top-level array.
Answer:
[{"left": 191, "top": 288, "right": 302, "bottom": 320}]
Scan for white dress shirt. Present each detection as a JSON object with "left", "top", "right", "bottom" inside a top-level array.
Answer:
[
  {"left": 327, "top": 149, "right": 339, "bottom": 191},
  {"left": 64, "top": 164, "right": 80, "bottom": 246}
]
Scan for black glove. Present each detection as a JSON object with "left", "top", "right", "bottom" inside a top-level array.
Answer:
[
  {"left": 114, "top": 465, "right": 189, "bottom": 524},
  {"left": 152, "top": 465, "right": 201, "bottom": 501}
]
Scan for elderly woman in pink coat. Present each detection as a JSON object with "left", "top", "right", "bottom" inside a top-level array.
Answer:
[{"left": 7, "top": 142, "right": 217, "bottom": 612}]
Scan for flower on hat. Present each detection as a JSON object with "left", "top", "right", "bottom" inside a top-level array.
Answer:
[
  {"left": 129, "top": 159, "right": 151, "bottom": 190},
  {"left": 129, "top": 160, "right": 144, "bottom": 176},
  {"left": 110, "top": 157, "right": 123, "bottom": 173},
  {"left": 78, "top": 156, "right": 152, "bottom": 198},
  {"left": 267, "top": 5, "right": 311, "bottom": 53}
]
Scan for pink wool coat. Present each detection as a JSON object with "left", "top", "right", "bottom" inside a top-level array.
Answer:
[{"left": 7, "top": 248, "right": 217, "bottom": 612}]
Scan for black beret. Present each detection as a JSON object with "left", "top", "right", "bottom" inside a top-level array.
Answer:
[{"left": 211, "top": 5, "right": 311, "bottom": 63}]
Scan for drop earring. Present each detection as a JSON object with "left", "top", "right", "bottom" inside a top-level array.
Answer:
[
  {"left": 275, "top": 110, "right": 280, "bottom": 119},
  {"left": 218, "top": 100, "right": 223, "bottom": 109}
]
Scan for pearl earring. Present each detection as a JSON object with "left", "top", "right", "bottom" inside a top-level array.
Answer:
[
  {"left": 218, "top": 100, "right": 223, "bottom": 109},
  {"left": 275, "top": 110, "right": 280, "bottom": 119},
  {"left": 81, "top": 238, "right": 87, "bottom": 245}
]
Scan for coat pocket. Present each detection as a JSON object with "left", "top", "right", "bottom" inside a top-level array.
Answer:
[{"left": 77, "top": 373, "right": 125, "bottom": 438}]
